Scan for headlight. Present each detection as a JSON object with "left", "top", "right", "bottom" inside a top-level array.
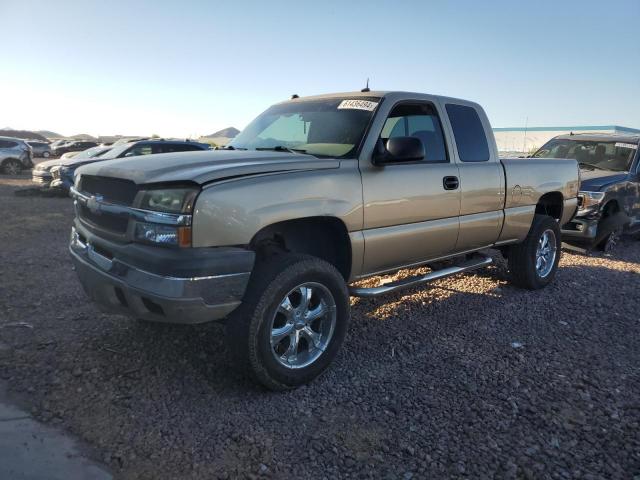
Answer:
[
  {"left": 577, "top": 191, "right": 605, "bottom": 214},
  {"left": 133, "top": 187, "right": 199, "bottom": 247},
  {"left": 135, "top": 222, "right": 191, "bottom": 246},
  {"left": 137, "top": 188, "right": 198, "bottom": 214}
]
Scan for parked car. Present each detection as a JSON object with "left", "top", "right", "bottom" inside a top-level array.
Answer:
[
  {"left": 27, "top": 141, "right": 52, "bottom": 158},
  {"left": 50, "top": 139, "right": 70, "bottom": 149},
  {"left": 50, "top": 139, "right": 209, "bottom": 192},
  {"left": 33, "top": 146, "right": 112, "bottom": 187},
  {"left": 531, "top": 133, "right": 640, "bottom": 252},
  {"left": 0, "top": 136, "right": 33, "bottom": 174},
  {"left": 69, "top": 91, "right": 579, "bottom": 390},
  {"left": 52, "top": 140, "right": 98, "bottom": 157}
]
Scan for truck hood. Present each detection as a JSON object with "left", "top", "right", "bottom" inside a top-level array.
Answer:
[
  {"left": 579, "top": 168, "right": 628, "bottom": 191},
  {"left": 75, "top": 150, "right": 340, "bottom": 185}
]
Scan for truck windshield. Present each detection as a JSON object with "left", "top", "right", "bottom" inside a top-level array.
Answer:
[
  {"left": 229, "top": 98, "right": 380, "bottom": 158},
  {"left": 532, "top": 139, "right": 637, "bottom": 172}
]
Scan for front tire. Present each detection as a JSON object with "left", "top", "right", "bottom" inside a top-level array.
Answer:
[
  {"left": 595, "top": 212, "right": 627, "bottom": 253},
  {"left": 227, "top": 253, "right": 350, "bottom": 391},
  {"left": 507, "top": 214, "right": 561, "bottom": 290}
]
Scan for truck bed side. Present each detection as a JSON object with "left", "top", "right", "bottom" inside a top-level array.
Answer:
[{"left": 498, "top": 157, "right": 579, "bottom": 243}]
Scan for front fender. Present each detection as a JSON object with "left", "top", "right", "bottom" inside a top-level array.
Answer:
[{"left": 192, "top": 164, "right": 363, "bottom": 247}]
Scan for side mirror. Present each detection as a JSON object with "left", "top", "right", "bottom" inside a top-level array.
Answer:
[{"left": 372, "top": 137, "right": 425, "bottom": 166}]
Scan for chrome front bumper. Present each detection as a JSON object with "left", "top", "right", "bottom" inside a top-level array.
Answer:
[
  {"left": 69, "top": 227, "right": 251, "bottom": 323},
  {"left": 32, "top": 171, "right": 52, "bottom": 185}
]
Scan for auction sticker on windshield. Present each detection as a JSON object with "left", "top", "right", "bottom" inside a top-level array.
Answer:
[
  {"left": 338, "top": 99, "right": 379, "bottom": 111},
  {"left": 615, "top": 142, "right": 638, "bottom": 149}
]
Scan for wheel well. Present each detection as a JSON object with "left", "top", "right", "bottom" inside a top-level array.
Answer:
[
  {"left": 535, "top": 192, "right": 563, "bottom": 221},
  {"left": 601, "top": 200, "right": 620, "bottom": 217},
  {"left": 250, "top": 217, "right": 352, "bottom": 280}
]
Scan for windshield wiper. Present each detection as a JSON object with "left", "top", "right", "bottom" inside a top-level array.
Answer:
[
  {"left": 255, "top": 146, "right": 307, "bottom": 154},
  {"left": 579, "top": 162, "right": 608, "bottom": 171}
]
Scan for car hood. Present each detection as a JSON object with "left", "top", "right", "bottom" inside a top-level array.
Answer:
[
  {"left": 36, "top": 156, "right": 97, "bottom": 171},
  {"left": 75, "top": 150, "right": 340, "bottom": 186},
  {"left": 35, "top": 158, "right": 65, "bottom": 171},
  {"left": 579, "top": 168, "right": 628, "bottom": 191}
]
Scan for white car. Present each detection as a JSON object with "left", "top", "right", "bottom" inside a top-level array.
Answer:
[{"left": 32, "top": 146, "right": 112, "bottom": 187}]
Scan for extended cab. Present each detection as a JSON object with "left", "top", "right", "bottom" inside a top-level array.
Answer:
[{"left": 69, "top": 91, "right": 579, "bottom": 390}]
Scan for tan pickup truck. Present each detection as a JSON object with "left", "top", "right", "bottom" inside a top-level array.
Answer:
[{"left": 69, "top": 91, "right": 579, "bottom": 390}]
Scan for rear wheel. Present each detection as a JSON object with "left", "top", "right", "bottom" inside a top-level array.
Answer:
[
  {"left": 507, "top": 214, "right": 561, "bottom": 289},
  {"left": 2, "top": 159, "right": 22, "bottom": 175},
  {"left": 227, "top": 253, "right": 350, "bottom": 391}
]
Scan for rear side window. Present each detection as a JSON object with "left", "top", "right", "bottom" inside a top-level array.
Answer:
[
  {"left": 160, "top": 143, "right": 204, "bottom": 153},
  {"left": 0, "top": 140, "right": 18, "bottom": 148},
  {"left": 446, "top": 104, "right": 490, "bottom": 162}
]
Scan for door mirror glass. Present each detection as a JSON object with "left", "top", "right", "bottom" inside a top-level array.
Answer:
[{"left": 372, "top": 137, "right": 425, "bottom": 165}]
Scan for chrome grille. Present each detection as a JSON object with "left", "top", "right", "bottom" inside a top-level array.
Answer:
[
  {"left": 77, "top": 175, "right": 140, "bottom": 236},
  {"left": 80, "top": 175, "right": 139, "bottom": 206}
]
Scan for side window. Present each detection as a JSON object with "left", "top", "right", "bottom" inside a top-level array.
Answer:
[
  {"left": 124, "top": 143, "right": 154, "bottom": 157},
  {"left": 446, "top": 104, "right": 490, "bottom": 162},
  {"left": 162, "top": 143, "right": 202, "bottom": 153},
  {"left": 0, "top": 140, "right": 9, "bottom": 148},
  {"left": 380, "top": 103, "right": 448, "bottom": 162}
]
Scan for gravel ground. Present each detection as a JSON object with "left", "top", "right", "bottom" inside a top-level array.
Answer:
[{"left": 0, "top": 175, "right": 639, "bottom": 479}]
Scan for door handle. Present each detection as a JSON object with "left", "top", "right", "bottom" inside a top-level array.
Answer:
[{"left": 443, "top": 176, "right": 459, "bottom": 190}]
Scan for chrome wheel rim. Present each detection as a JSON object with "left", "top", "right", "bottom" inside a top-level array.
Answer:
[
  {"left": 535, "top": 229, "right": 557, "bottom": 278},
  {"left": 270, "top": 282, "right": 336, "bottom": 369}
]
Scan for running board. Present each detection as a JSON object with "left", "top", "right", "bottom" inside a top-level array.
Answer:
[
  {"left": 561, "top": 242, "right": 590, "bottom": 255},
  {"left": 349, "top": 254, "right": 493, "bottom": 298}
]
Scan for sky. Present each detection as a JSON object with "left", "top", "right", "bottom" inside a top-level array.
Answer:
[{"left": 1, "top": 0, "right": 639, "bottom": 138}]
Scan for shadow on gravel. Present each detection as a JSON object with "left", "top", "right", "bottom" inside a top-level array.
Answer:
[
  {"left": 83, "top": 318, "right": 265, "bottom": 395},
  {"left": 14, "top": 186, "right": 67, "bottom": 198}
]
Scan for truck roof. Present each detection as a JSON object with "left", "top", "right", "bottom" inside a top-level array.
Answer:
[
  {"left": 552, "top": 133, "right": 640, "bottom": 144},
  {"left": 281, "top": 90, "right": 478, "bottom": 107}
]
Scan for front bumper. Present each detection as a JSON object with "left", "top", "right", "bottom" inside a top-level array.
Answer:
[
  {"left": 50, "top": 178, "right": 73, "bottom": 192},
  {"left": 561, "top": 215, "right": 599, "bottom": 242},
  {"left": 49, "top": 169, "right": 75, "bottom": 191},
  {"left": 32, "top": 170, "right": 53, "bottom": 186},
  {"left": 69, "top": 225, "right": 254, "bottom": 324}
]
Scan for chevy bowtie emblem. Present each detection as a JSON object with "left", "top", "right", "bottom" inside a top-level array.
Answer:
[{"left": 86, "top": 194, "right": 104, "bottom": 215}]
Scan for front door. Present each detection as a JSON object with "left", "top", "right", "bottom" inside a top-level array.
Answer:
[{"left": 360, "top": 101, "right": 461, "bottom": 275}]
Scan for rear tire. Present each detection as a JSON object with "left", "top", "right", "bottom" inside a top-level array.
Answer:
[
  {"left": 226, "top": 253, "right": 350, "bottom": 391},
  {"left": 507, "top": 214, "right": 561, "bottom": 290},
  {"left": 2, "top": 159, "right": 22, "bottom": 175}
]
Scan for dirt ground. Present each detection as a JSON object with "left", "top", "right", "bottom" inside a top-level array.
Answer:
[{"left": 0, "top": 174, "right": 639, "bottom": 479}]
